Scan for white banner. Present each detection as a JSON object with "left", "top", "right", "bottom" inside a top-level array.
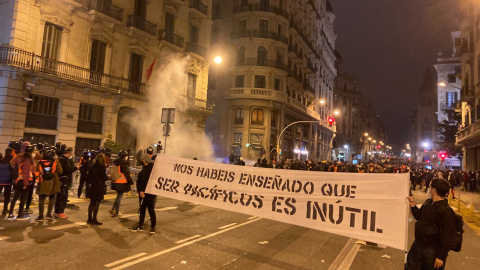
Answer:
[{"left": 145, "top": 155, "right": 410, "bottom": 251}]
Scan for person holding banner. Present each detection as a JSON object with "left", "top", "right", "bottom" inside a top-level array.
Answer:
[
  {"left": 406, "top": 178, "right": 456, "bottom": 270},
  {"left": 131, "top": 154, "right": 156, "bottom": 234}
]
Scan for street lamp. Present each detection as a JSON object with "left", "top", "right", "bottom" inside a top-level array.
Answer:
[
  {"left": 344, "top": 144, "right": 349, "bottom": 161},
  {"left": 276, "top": 120, "right": 320, "bottom": 163},
  {"left": 214, "top": 56, "right": 222, "bottom": 64}
]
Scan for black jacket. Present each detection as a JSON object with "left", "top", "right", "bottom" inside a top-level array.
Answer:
[
  {"left": 58, "top": 155, "right": 77, "bottom": 186},
  {"left": 111, "top": 158, "right": 132, "bottom": 192},
  {"left": 411, "top": 198, "right": 456, "bottom": 261},
  {"left": 87, "top": 161, "right": 108, "bottom": 201},
  {"left": 136, "top": 163, "right": 154, "bottom": 193}
]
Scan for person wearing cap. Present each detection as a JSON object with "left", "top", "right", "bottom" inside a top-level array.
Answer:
[
  {"left": 8, "top": 142, "right": 36, "bottom": 220},
  {"left": 131, "top": 154, "right": 156, "bottom": 233}
]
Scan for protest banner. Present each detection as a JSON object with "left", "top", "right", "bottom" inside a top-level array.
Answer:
[{"left": 145, "top": 155, "right": 410, "bottom": 250}]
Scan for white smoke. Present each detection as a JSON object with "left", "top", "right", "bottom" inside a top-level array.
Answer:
[{"left": 123, "top": 51, "right": 215, "bottom": 160}]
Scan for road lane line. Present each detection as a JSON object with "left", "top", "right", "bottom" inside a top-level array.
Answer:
[
  {"left": 155, "top": 207, "right": 177, "bottom": 211},
  {"left": 110, "top": 217, "right": 262, "bottom": 270},
  {"left": 104, "top": 253, "right": 148, "bottom": 268},
  {"left": 247, "top": 216, "right": 257, "bottom": 220},
  {"left": 120, "top": 214, "right": 138, "bottom": 218},
  {"left": 174, "top": 234, "right": 202, "bottom": 244},
  {"left": 328, "top": 238, "right": 361, "bottom": 270},
  {"left": 219, "top": 223, "right": 237, "bottom": 229},
  {"left": 47, "top": 222, "right": 87, "bottom": 230}
]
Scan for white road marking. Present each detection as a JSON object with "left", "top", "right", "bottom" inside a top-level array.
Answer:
[
  {"left": 0, "top": 236, "right": 10, "bottom": 241},
  {"left": 109, "top": 217, "right": 262, "bottom": 270},
  {"left": 219, "top": 223, "right": 237, "bottom": 229},
  {"left": 47, "top": 222, "right": 87, "bottom": 230},
  {"left": 104, "top": 253, "right": 148, "bottom": 268},
  {"left": 247, "top": 216, "right": 257, "bottom": 220},
  {"left": 174, "top": 235, "right": 202, "bottom": 244},
  {"left": 328, "top": 238, "right": 361, "bottom": 270},
  {"left": 155, "top": 206, "right": 177, "bottom": 212},
  {"left": 120, "top": 214, "right": 138, "bottom": 218}
]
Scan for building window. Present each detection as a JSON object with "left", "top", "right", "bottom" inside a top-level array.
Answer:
[
  {"left": 77, "top": 103, "right": 104, "bottom": 134},
  {"left": 211, "top": 27, "right": 219, "bottom": 44},
  {"left": 238, "top": 20, "right": 247, "bottom": 35},
  {"left": 23, "top": 133, "right": 56, "bottom": 146},
  {"left": 259, "top": 19, "right": 269, "bottom": 35},
  {"left": 165, "top": 12, "right": 175, "bottom": 37},
  {"left": 190, "top": 25, "right": 199, "bottom": 45},
  {"left": 446, "top": 92, "right": 458, "bottom": 108},
  {"left": 447, "top": 74, "right": 456, "bottom": 83},
  {"left": 187, "top": 73, "right": 197, "bottom": 98},
  {"left": 254, "top": 75, "right": 266, "bottom": 88},
  {"left": 134, "top": 0, "right": 147, "bottom": 18},
  {"left": 236, "top": 47, "right": 245, "bottom": 65},
  {"left": 25, "top": 95, "right": 59, "bottom": 130},
  {"left": 42, "top": 23, "right": 62, "bottom": 60},
  {"left": 128, "top": 53, "right": 143, "bottom": 93},
  {"left": 90, "top": 39, "right": 107, "bottom": 84},
  {"left": 251, "top": 108, "right": 264, "bottom": 125},
  {"left": 257, "top": 46, "right": 267, "bottom": 66},
  {"left": 234, "top": 132, "right": 242, "bottom": 144},
  {"left": 74, "top": 138, "right": 101, "bottom": 158},
  {"left": 274, "top": 78, "right": 280, "bottom": 90},
  {"left": 235, "top": 107, "right": 244, "bottom": 124},
  {"left": 235, "top": 75, "right": 245, "bottom": 87},
  {"left": 271, "top": 110, "right": 277, "bottom": 127},
  {"left": 213, "top": 3, "right": 221, "bottom": 20}
]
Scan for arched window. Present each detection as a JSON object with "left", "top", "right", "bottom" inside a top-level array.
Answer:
[
  {"left": 236, "top": 47, "right": 245, "bottom": 65},
  {"left": 257, "top": 46, "right": 267, "bottom": 66}
]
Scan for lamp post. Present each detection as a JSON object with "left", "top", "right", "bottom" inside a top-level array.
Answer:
[
  {"left": 276, "top": 120, "right": 321, "bottom": 163},
  {"left": 344, "top": 144, "right": 349, "bottom": 162}
]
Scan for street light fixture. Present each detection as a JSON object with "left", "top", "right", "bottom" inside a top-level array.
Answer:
[
  {"left": 276, "top": 120, "right": 321, "bottom": 162},
  {"left": 214, "top": 56, "right": 222, "bottom": 64}
]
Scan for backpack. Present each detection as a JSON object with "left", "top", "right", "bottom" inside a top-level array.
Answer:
[
  {"left": 451, "top": 213, "right": 464, "bottom": 252},
  {"left": 108, "top": 165, "right": 121, "bottom": 182},
  {"left": 39, "top": 160, "right": 56, "bottom": 181}
]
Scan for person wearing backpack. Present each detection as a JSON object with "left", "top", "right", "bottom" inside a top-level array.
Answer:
[
  {"left": 406, "top": 178, "right": 457, "bottom": 270},
  {"left": 0, "top": 148, "right": 14, "bottom": 216},
  {"left": 109, "top": 150, "right": 132, "bottom": 217},
  {"left": 36, "top": 148, "right": 63, "bottom": 221}
]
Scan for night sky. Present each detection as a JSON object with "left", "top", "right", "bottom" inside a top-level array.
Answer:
[{"left": 332, "top": 0, "right": 460, "bottom": 146}]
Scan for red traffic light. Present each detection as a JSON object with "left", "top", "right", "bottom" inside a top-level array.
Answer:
[
  {"left": 327, "top": 117, "right": 335, "bottom": 125},
  {"left": 439, "top": 153, "right": 447, "bottom": 159}
]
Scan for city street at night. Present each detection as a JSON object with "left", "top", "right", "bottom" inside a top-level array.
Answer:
[{"left": 1, "top": 190, "right": 479, "bottom": 270}]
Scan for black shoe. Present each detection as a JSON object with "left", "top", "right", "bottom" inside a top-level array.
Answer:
[
  {"left": 150, "top": 227, "right": 156, "bottom": 234},
  {"left": 92, "top": 220, "right": 102, "bottom": 225},
  {"left": 17, "top": 214, "right": 30, "bottom": 221},
  {"left": 131, "top": 225, "right": 144, "bottom": 232},
  {"left": 46, "top": 215, "right": 54, "bottom": 221},
  {"left": 36, "top": 216, "right": 44, "bottom": 222},
  {"left": 87, "top": 219, "right": 93, "bottom": 225},
  {"left": 6, "top": 213, "right": 15, "bottom": 220}
]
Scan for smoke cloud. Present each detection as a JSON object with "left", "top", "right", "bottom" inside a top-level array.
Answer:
[{"left": 123, "top": 51, "right": 215, "bottom": 160}]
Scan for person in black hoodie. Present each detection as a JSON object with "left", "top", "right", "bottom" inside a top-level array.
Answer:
[
  {"left": 0, "top": 148, "right": 14, "bottom": 216},
  {"left": 131, "top": 154, "right": 156, "bottom": 233},
  {"left": 55, "top": 147, "right": 78, "bottom": 219},
  {"left": 86, "top": 153, "right": 108, "bottom": 225},
  {"left": 109, "top": 150, "right": 132, "bottom": 217}
]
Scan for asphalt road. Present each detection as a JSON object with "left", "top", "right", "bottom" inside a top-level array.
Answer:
[{"left": 0, "top": 191, "right": 479, "bottom": 270}]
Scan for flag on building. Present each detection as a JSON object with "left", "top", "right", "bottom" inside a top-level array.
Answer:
[{"left": 146, "top": 32, "right": 166, "bottom": 83}]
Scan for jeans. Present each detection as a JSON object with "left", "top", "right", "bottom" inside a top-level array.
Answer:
[
  {"left": 112, "top": 191, "right": 124, "bottom": 214},
  {"left": 139, "top": 194, "right": 156, "bottom": 227},
  {"left": 38, "top": 194, "right": 55, "bottom": 217},
  {"left": 54, "top": 186, "right": 69, "bottom": 214},
  {"left": 9, "top": 182, "right": 28, "bottom": 216},
  {"left": 406, "top": 241, "right": 446, "bottom": 270},
  {"left": 25, "top": 181, "right": 35, "bottom": 209},
  {"left": 77, "top": 176, "right": 87, "bottom": 198},
  {"left": 0, "top": 185, "right": 12, "bottom": 211}
]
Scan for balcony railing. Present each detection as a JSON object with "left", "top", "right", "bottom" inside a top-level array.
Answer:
[
  {"left": 253, "top": 4, "right": 289, "bottom": 19},
  {"left": 230, "top": 30, "right": 252, "bottom": 39},
  {"left": 89, "top": 0, "right": 124, "bottom": 21},
  {"left": 189, "top": 0, "right": 208, "bottom": 15},
  {"left": 237, "top": 57, "right": 288, "bottom": 72},
  {"left": 226, "top": 87, "right": 287, "bottom": 102},
  {"left": 186, "top": 42, "right": 206, "bottom": 57},
  {"left": 77, "top": 120, "right": 103, "bottom": 134},
  {"left": 233, "top": 5, "right": 253, "bottom": 14},
  {"left": 127, "top": 15, "right": 157, "bottom": 36},
  {"left": 0, "top": 46, "right": 145, "bottom": 95},
  {"left": 290, "top": 20, "right": 321, "bottom": 59},
  {"left": 251, "top": 30, "right": 288, "bottom": 44},
  {"left": 461, "top": 85, "right": 475, "bottom": 98},
  {"left": 159, "top": 30, "right": 184, "bottom": 48}
]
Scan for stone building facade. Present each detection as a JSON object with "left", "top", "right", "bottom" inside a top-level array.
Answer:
[
  {"left": 0, "top": 0, "right": 213, "bottom": 156},
  {"left": 206, "top": 0, "right": 337, "bottom": 162}
]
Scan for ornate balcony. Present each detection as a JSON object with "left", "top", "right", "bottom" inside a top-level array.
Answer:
[
  {"left": 89, "top": 0, "right": 123, "bottom": 21},
  {"left": 226, "top": 87, "right": 287, "bottom": 103},
  {"left": 127, "top": 15, "right": 157, "bottom": 36},
  {"left": 186, "top": 42, "right": 207, "bottom": 57},
  {"left": 253, "top": 4, "right": 289, "bottom": 20},
  {"left": 233, "top": 5, "right": 253, "bottom": 14},
  {"left": 251, "top": 30, "right": 288, "bottom": 44},
  {"left": 0, "top": 46, "right": 145, "bottom": 95},
  {"left": 159, "top": 30, "right": 184, "bottom": 48},
  {"left": 189, "top": 0, "right": 208, "bottom": 15},
  {"left": 230, "top": 30, "right": 252, "bottom": 39},
  {"left": 460, "top": 85, "right": 475, "bottom": 102},
  {"left": 237, "top": 57, "right": 288, "bottom": 72}
]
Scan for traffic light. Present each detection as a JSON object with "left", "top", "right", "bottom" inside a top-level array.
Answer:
[
  {"left": 327, "top": 117, "right": 335, "bottom": 126},
  {"left": 439, "top": 152, "right": 447, "bottom": 160}
]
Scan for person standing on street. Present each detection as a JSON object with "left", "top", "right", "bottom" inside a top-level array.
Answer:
[
  {"left": 55, "top": 147, "right": 78, "bottom": 219},
  {"left": 406, "top": 178, "right": 457, "bottom": 270},
  {"left": 0, "top": 148, "right": 14, "bottom": 216},
  {"left": 77, "top": 150, "right": 92, "bottom": 198},
  {"left": 87, "top": 153, "right": 108, "bottom": 225},
  {"left": 131, "top": 154, "right": 156, "bottom": 233},
  {"left": 36, "top": 148, "right": 63, "bottom": 221},
  {"left": 8, "top": 142, "right": 35, "bottom": 220},
  {"left": 109, "top": 150, "right": 132, "bottom": 217}
]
